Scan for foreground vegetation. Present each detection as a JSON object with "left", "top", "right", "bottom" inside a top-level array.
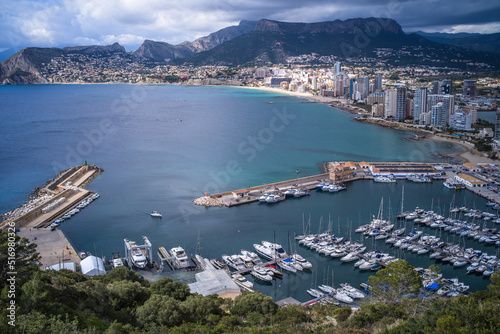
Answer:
[{"left": 1, "top": 230, "right": 499, "bottom": 333}]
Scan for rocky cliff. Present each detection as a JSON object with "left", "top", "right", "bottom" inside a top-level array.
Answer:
[{"left": 0, "top": 47, "right": 63, "bottom": 84}]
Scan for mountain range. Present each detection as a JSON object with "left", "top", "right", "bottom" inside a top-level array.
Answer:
[
  {"left": 1, "top": 18, "right": 500, "bottom": 84},
  {"left": 414, "top": 31, "right": 500, "bottom": 54}
]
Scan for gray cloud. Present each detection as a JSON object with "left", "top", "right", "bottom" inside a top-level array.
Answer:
[{"left": 0, "top": 0, "right": 499, "bottom": 51}]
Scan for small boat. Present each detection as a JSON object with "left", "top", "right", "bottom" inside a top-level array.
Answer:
[{"left": 151, "top": 211, "right": 162, "bottom": 218}]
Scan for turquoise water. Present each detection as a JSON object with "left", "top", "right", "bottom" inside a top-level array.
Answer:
[{"left": 0, "top": 84, "right": 495, "bottom": 302}]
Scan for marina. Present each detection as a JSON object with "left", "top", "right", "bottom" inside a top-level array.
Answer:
[{"left": 2, "top": 85, "right": 499, "bottom": 304}]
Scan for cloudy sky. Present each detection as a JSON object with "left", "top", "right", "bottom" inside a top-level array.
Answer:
[{"left": 1, "top": 0, "right": 500, "bottom": 52}]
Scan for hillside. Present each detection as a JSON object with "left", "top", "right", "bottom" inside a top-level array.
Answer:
[
  {"left": 188, "top": 18, "right": 500, "bottom": 68},
  {"left": 416, "top": 31, "right": 500, "bottom": 54}
]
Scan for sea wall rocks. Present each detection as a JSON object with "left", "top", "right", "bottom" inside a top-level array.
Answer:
[{"left": 193, "top": 196, "right": 226, "bottom": 207}]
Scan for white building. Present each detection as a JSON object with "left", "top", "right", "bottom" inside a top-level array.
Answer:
[
  {"left": 80, "top": 256, "right": 106, "bottom": 276},
  {"left": 449, "top": 108, "right": 473, "bottom": 131},
  {"left": 385, "top": 87, "right": 407, "bottom": 120},
  {"left": 413, "top": 87, "right": 427, "bottom": 123}
]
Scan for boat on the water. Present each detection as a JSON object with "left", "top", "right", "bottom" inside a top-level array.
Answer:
[
  {"left": 373, "top": 175, "right": 396, "bottom": 183},
  {"left": 251, "top": 268, "right": 273, "bottom": 282},
  {"left": 131, "top": 247, "right": 148, "bottom": 269},
  {"left": 151, "top": 211, "right": 162, "bottom": 217},
  {"left": 170, "top": 246, "right": 189, "bottom": 268}
]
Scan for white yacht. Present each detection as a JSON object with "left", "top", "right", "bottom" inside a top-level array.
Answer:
[
  {"left": 261, "top": 241, "right": 288, "bottom": 258},
  {"left": 334, "top": 290, "right": 354, "bottom": 304},
  {"left": 150, "top": 211, "right": 162, "bottom": 218},
  {"left": 232, "top": 273, "right": 254, "bottom": 289},
  {"left": 307, "top": 289, "right": 324, "bottom": 298},
  {"left": 251, "top": 268, "right": 273, "bottom": 282},
  {"left": 112, "top": 257, "right": 124, "bottom": 268},
  {"left": 290, "top": 253, "right": 313, "bottom": 269},
  {"left": 277, "top": 259, "right": 297, "bottom": 273},
  {"left": 253, "top": 243, "right": 275, "bottom": 260},
  {"left": 340, "top": 283, "right": 365, "bottom": 299},
  {"left": 131, "top": 248, "right": 147, "bottom": 269},
  {"left": 170, "top": 246, "right": 189, "bottom": 268}
]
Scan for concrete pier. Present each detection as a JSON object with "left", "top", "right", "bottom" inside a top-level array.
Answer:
[{"left": 1, "top": 164, "right": 103, "bottom": 269}]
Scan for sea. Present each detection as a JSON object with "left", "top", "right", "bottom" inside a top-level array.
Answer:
[{"left": 0, "top": 84, "right": 497, "bottom": 302}]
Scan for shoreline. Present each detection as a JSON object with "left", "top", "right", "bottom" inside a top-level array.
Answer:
[{"left": 238, "top": 86, "right": 496, "bottom": 166}]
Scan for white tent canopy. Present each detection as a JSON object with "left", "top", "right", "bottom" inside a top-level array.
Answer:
[{"left": 80, "top": 255, "right": 106, "bottom": 276}]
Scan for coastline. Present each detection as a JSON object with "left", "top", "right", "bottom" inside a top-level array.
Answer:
[{"left": 239, "top": 85, "right": 496, "bottom": 166}]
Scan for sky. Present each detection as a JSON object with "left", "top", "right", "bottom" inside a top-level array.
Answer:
[{"left": 1, "top": 0, "right": 500, "bottom": 52}]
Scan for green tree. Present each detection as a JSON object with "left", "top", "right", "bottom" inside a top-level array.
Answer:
[
  {"left": 272, "top": 305, "right": 311, "bottom": 327},
  {"left": 150, "top": 277, "right": 190, "bottom": 301},
  {"left": 136, "top": 294, "right": 184, "bottom": 328},
  {"left": 107, "top": 280, "right": 150, "bottom": 310},
  {"left": 367, "top": 260, "right": 421, "bottom": 303},
  {"left": 103, "top": 266, "right": 145, "bottom": 284},
  {"left": 180, "top": 294, "right": 223, "bottom": 324},
  {"left": 230, "top": 291, "right": 278, "bottom": 317},
  {"left": 0, "top": 229, "right": 40, "bottom": 291}
]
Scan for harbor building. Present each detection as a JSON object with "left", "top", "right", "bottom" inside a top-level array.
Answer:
[
  {"left": 329, "top": 165, "right": 355, "bottom": 181},
  {"left": 188, "top": 269, "right": 241, "bottom": 299},
  {"left": 462, "top": 163, "right": 481, "bottom": 172},
  {"left": 232, "top": 189, "right": 250, "bottom": 198},
  {"left": 368, "top": 162, "right": 441, "bottom": 178},
  {"left": 455, "top": 174, "right": 486, "bottom": 187}
]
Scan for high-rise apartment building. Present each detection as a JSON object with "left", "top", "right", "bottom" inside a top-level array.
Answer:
[
  {"left": 385, "top": 87, "right": 407, "bottom": 120},
  {"left": 463, "top": 79, "right": 476, "bottom": 97},
  {"left": 374, "top": 75, "right": 383, "bottom": 91},
  {"left": 413, "top": 87, "right": 428, "bottom": 123}
]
